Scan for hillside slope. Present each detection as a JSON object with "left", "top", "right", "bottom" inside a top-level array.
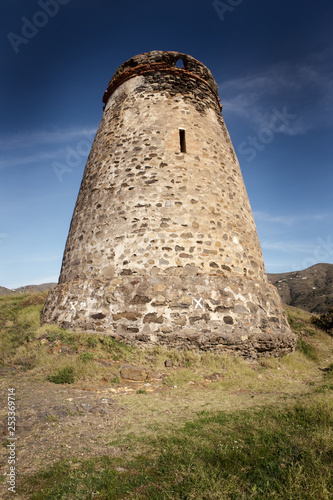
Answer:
[
  {"left": 268, "top": 263, "right": 333, "bottom": 314},
  {"left": 0, "top": 283, "right": 56, "bottom": 297}
]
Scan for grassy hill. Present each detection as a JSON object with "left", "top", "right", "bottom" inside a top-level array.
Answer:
[{"left": 0, "top": 292, "right": 332, "bottom": 499}]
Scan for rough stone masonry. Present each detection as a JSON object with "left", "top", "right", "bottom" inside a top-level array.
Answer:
[{"left": 41, "top": 50, "right": 297, "bottom": 358}]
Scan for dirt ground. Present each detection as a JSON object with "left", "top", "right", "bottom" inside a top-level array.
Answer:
[{"left": 0, "top": 353, "right": 327, "bottom": 499}]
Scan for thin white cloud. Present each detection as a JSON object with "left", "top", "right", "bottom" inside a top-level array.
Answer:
[
  {"left": 0, "top": 126, "right": 98, "bottom": 169},
  {"left": 0, "top": 127, "right": 97, "bottom": 151},
  {"left": 222, "top": 68, "right": 301, "bottom": 95},
  {"left": 222, "top": 95, "right": 307, "bottom": 137},
  {"left": 254, "top": 211, "right": 328, "bottom": 226},
  {"left": 261, "top": 240, "right": 316, "bottom": 254},
  {"left": 220, "top": 54, "right": 333, "bottom": 135},
  {"left": 0, "top": 151, "right": 64, "bottom": 169},
  {"left": 262, "top": 237, "right": 333, "bottom": 273}
]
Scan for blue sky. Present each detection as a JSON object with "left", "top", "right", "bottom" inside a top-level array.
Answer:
[{"left": 1, "top": 0, "right": 332, "bottom": 288}]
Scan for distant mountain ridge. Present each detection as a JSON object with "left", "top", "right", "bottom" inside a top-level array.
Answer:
[
  {"left": 0, "top": 283, "right": 56, "bottom": 297},
  {"left": 268, "top": 263, "right": 333, "bottom": 314},
  {"left": 1, "top": 264, "right": 332, "bottom": 314}
]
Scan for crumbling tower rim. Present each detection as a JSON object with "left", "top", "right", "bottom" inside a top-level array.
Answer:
[{"left": 102, "top": 50, "right": 221, "bottom": 110}]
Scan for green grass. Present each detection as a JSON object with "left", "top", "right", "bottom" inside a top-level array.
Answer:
[
  {"left": 2, "top": 292, "right": 333, "bottom": 499},
  {"left": 0, "top": 293, "right": 46, "bottom": 363},
  {"left": 79, "top": 352, "right": 95, "bottom": 363},
  {"left": 0, "top": 292, "right": 328, "bottom": 386},
  {"left": 285, "top": 305, "right": 320, "bottom": 337},
  {"left": 19, "top": 398, "right": 333, "bottom": 499},
  {"left": 0, "top": 292, "right": 137, "bottom": 381},
  {"left": 47, "top": 366, "right": 75, "bottom": 384},
  {"left": 296, "top": 336, "right": 318, "bottom": 361}
]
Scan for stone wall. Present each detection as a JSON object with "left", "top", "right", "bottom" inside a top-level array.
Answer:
[{"left": 41, "top": 51, "right": 297, "bottom": 357}]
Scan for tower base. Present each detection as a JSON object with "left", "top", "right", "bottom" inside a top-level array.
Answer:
[{"left": 42, "top": 273, "right": 297, "bottom": 358}]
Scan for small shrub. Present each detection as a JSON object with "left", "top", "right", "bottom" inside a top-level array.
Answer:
[
  {"left": 46, "top": 414, "right": 59, "bottom": 423},
  {"left": 110, "top": 376, "right": 120, "bottom": 384},
  {"left": 100, "top": 337, "right": 132, "bottom": 360},
  {"left": 87, "top": 336, "right": 98, "bottom": 348},
  {"left": 136, "top": 389, "right": 147, "bottom": 394},
  {"left": 311, "top": 309, "right": 333, "bottom": 334},
  {"left": 59, "top": 333, "right": 76, "bottom": 345},
  {"left": 46, "top": 332, "right": 58, "bottom": 342},
  {"left": 79, "top": 352, "right": 95, "bottom": 363},
  {"left": 47, "top": 367, "right": 75, "bottom": 384}
]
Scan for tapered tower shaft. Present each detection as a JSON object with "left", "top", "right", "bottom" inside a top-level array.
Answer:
[{"left": 42, "top": 51, "right": 296, "bottom": 357}]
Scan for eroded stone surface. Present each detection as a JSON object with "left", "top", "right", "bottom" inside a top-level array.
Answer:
[{"left": 41, "top": 51, "right": 297, "bottom": 357}]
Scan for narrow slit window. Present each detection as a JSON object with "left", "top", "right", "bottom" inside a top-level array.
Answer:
[{"left": 179, "top": 129, "right": 186, "bottom": 153}]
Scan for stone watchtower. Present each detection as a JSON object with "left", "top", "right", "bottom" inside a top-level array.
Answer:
[{"left": 42, "top": 51, "right": 296, "bottom": 357}]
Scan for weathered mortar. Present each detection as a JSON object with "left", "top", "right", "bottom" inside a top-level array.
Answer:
[{"left": 41, "top": 50, "right": 297, "bottom": 357}]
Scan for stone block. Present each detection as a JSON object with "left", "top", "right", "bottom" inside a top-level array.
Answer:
[
  {"left": 143, "top": 313, "right": 164, "bottom": 324},
  {"left": 234, "top": 304, "right": 249, "bottom": 314},
  {"left": 181, "top": 263, "right": 199, "bottom": 276}
]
